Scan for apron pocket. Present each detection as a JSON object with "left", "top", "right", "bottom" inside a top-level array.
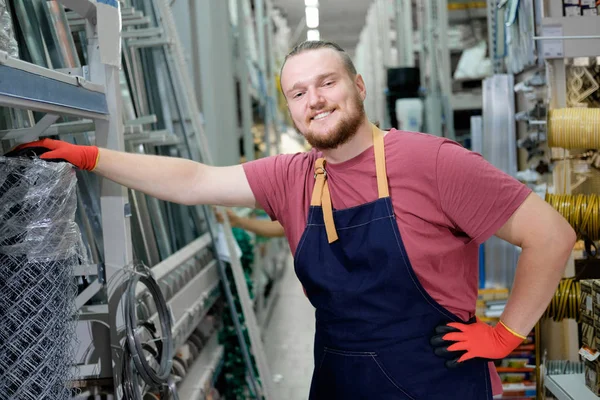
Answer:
[{"left": 311, "top": 347, "right": 416, "bottom": 400}]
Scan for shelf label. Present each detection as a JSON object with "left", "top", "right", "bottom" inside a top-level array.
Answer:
[
  {"left": 579, "top": 345, "right": 600, "bottom": 362},
  {"left": 541, "top": 25, "right": 564, "bottom": 59}
]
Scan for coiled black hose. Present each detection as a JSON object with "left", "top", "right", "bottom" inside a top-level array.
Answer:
[{"left": 122, "top": 266, "right": 176, "bottom": 399}]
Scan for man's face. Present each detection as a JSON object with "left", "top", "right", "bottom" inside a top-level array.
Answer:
[{"left": 281, "top": 48, "right": 366, "bottom": 150}]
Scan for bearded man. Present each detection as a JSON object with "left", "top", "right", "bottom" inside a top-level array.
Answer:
[{"left": 17, "top": 40, "right": 575, "bottom": 399}]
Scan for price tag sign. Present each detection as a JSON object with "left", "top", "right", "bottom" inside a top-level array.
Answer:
[{"left": 541, "top": 25, "right": 564, "bottom": 59}]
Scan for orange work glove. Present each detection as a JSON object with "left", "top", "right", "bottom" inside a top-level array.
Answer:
[
  {"left": 12, "top": 138, "right": 99, "bottom": 171},
  {"left": 430, "top": 318, "right": 526, "bottom": 368}
]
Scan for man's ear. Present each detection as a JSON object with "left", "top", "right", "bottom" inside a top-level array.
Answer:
[{"left": 355, "top": 74, "right": 367, "bottom": 100}]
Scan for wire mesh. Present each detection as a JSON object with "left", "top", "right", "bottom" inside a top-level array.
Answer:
[
  {"left": 0, "top": 0, "right": 19, "bottom": 57},
  {"left": 0, "top": 157, "right": 82, "bottom": 400}
]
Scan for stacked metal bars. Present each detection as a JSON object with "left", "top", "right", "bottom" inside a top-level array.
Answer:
[
  {"left": 81, "top": 1, "right": 272, "bottom": 398},
  {"left": 64, "top": 7, "right": 224, "bottom": 394},
  {"left": 481, "top": 74, "right": 519, "bottom": 289},
  {"left": 1, "top": 0, "right": 274, "bottom": 397},
  {"left": 134, "top": 0, "right": 275, "bottom": 397},
  {"left": 65, "top": 12, "right": 205, "bottom": 269},
  {"left": 0, "top": 0, "right": 34, "bottom": 136}
]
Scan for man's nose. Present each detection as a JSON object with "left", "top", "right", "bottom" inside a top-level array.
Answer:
[{"left": 307, "top": 87, "right": 324, "bottom": 108}]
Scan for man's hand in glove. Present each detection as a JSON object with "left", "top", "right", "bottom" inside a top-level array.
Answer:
[
  {"left": 430, "top": 319, "right": 526, "bottom": 368},
  {"left": 12, "top": 138, "right": 99, "bottom": 171}
]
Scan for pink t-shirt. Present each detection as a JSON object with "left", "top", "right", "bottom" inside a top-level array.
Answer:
[{"left": 243, "top": 129, "right": 532, "bottom": 395}]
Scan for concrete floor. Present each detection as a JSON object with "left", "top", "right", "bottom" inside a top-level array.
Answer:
[{"left": 264, "top": 260, "right": 315, "bottom": 400}]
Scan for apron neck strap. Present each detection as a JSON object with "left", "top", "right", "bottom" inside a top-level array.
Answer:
[
  {"left": 310, "top": 123, "right": 389, "bottom": 244},
  {"left": 373, "top": 124, "right": 389, "bottom": 199}
]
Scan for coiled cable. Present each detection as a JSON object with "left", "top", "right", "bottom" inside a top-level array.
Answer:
[
  {"left": 542, "top": 277, "right": 581, "bottom": 323},
  {"left": 122, "top": 265, "right": 175, "bottom": 398},
  {"left": 545, "top": 193, "right": 600, "bottom": 241},
  {"left": 548, "top": 108, "right": 600, "bottom": 149}
]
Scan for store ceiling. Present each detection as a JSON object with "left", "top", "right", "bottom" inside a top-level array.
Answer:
[{"left": 271, "top": 0, "right": 372, "bottom": 57}]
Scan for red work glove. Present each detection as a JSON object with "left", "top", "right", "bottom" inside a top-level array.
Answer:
[
  {"left": 12, "top": 138, "right": 99, "bottom": 171},
  {"left": 430, "top": 318, "right": 526, "bottom": 368}
]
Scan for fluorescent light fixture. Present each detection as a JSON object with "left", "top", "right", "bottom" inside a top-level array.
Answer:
[
  {"left": 305, "top": 0, "right": 318, "bottom": 6},
  {"left": 307, "top": 29, "right": 320, "bottom": 41},
  {"left": 305, "top": 6, "right": 319, "bottom": 29}
]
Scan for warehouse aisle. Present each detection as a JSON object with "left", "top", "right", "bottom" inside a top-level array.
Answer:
[{"left": 264, "top": 260, "right": 315, "bottom": 400}]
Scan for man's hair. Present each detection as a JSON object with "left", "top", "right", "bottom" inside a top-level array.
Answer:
[{"left": 281, "top": 40, "right": 357, "bottom": 79}]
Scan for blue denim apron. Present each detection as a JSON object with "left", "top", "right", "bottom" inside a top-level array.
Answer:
[{"left": 293, "top": 125, "right": 492, "bottom": 399}]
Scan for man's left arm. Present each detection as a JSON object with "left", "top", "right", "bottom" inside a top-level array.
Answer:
[
  {"left": 430, "top": 142, "right": 575, "bottom": 365},
  {"left": 494, "top": 192, "right": 575, "bottom": 336}
]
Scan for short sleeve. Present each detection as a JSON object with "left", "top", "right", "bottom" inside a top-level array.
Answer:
[
  {"left": 436, "top": 142, "right": 532, "bottom": 244},
  {"left": 242, "top": 152, "right": 309, "bottom": 222}
]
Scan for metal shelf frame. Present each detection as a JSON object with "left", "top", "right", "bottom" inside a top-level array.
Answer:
[
  {"left": 0, "top": 0, "right": 182, "bottom": 394},
  {"left": 539, "top": 0, "right": 600, "bottom": 390},
  {"left": 177, "top": 330, "right": 225, "bottom": 400},
  {"left": 535, "top": 17, "right": 600, "bottom": 59},
  {"left": 544, "top": 373, "right": 598, "bottom": 400},
  {"left": 0, "top": 53, "right": 108, "bottom": 120},
  {"left": 1, "top": 0, "right": 285, "bottom": 398}
]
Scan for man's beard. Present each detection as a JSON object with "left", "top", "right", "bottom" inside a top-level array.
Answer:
[{"left": 299, "top": 93, "right": 365, "bottom": 150}]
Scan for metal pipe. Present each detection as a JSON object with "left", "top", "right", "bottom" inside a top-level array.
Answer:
[{"left": 533, "top": 35, "right": 600, "bottom": 40}]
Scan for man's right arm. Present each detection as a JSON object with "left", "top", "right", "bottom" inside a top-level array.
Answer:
[
  {"left": 95, "top": 148, "right": 256, "bottom": 208},
  {"left": 13, "top": 139, "right": 258, "bottom": 208}
]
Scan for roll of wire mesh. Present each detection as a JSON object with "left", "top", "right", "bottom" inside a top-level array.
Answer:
[
  {"left": 548, "top": 108, "right": 600, "bottom": 149},
  {"left": 0, "top": 154, "right": 80, "bottom": 400},
  {"left": 542, "top": 277, "right": 581, "bottom": 322},
  {"left": 545, "top": 193, "right": 600, "bottom": 241}
]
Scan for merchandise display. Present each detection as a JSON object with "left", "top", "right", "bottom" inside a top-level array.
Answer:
[{"left": 0, "top": 0, "right": 287, "bottom": 399}]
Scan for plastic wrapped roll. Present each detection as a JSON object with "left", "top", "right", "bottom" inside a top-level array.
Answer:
[
  {"left": 548, "top": 108, "right": 600, "bottom": 149},
  {"left": 0, "top": 157, "right": 83, "bottom": 400},
  {"left": 0, "top": 0, "right": 19, "bottom": 57}
]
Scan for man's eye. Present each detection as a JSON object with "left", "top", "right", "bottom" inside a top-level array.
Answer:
[{"left": 294, "top": 92, "right": 303, "bottom": 98}]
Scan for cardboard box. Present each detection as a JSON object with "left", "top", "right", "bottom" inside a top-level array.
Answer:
[
  {"left": 593, "top": 280, "right": 600, "bottom": 303},
  {"left": 581, "top": 280, "right": 595, "bottom": 318},
  {"left": 585, "top": 360, "right": 600, "bottom": 396},
  {"left": 594, "top": 318, "right": 600, "bottom": 350},
  {"left": 592, "top": 280, "right": 600, "bottom": 322},
  {"left": 582, "top": 313, "right": 596, "bottom": 348}
]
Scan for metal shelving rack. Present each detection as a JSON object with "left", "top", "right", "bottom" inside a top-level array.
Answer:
[
  {"left": 545, "top": 373, "right": 598, "bottom": 400},
  {"left": 0, "top": 0, "right": 285, "bottom": 398},
  {"left": 0, "top": 0, "right": 133, "bottom": 392},
  {"left": 535, "top": 2, "right": 600, "bottom": 399},
  {"left": 418, "top": 1, "right": 490, "bottom": 140},
  {"left": 356, "top": 1, "right": 487, "bottom": 139}
]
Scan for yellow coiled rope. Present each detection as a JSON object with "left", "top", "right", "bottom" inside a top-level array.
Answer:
[
  {"left": 545, "top": 193, "right": 600, "bottom": 241},
  {"left": 543, "top": 277, "right": 581, "bottom": 322},
  {"left": 548, "top": 108, "right": 600, "bottom": 149}
]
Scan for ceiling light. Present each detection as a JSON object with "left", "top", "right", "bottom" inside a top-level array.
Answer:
[
  {"left": 305, "top": 6, "right": 319, "bottom": 29},
  {"left": 304, "top": 0, "right": 318, "bottom": 6},
  {"left": 307, "top": 29, "right": 320, "bottom": 41}
]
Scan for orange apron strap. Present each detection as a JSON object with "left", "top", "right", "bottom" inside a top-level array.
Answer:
[
  {"left": 311, "top": 125, "right": 389, "bottom": 244},
  {"left": 311, "top": 158, "right": 327, "bottom": 206},
  {"left": 321, "top": 181, "right": 338, "bottom": 243},
  {"left": 372, "top": 124, "right": 389, "bottom": 198},
  {"left": 311, "top": 158, "right": 339, "bottom": 243}
]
